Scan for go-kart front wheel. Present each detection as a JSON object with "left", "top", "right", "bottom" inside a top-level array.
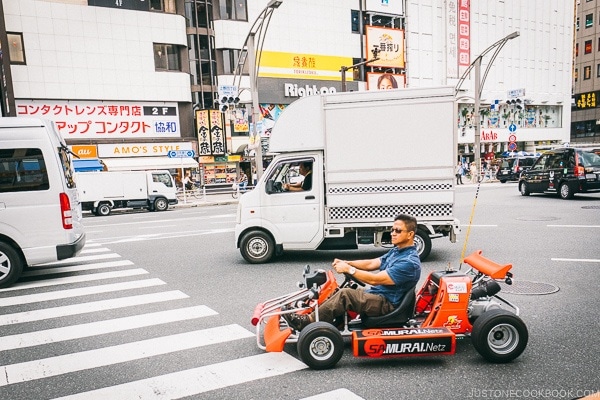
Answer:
[
  {"left": 471, "top": 309, "right": 528, "bottom": 363},
  {"left": 297, "top": 322, "right": 344, "bottom": 370}
]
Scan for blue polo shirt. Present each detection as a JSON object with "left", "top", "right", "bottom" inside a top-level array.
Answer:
[{"left": 366, "top": 245, "right": 421, "bottom": 306}]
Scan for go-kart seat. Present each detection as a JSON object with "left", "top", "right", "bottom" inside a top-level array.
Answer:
[{"left": 360, "top": 287, "right": 417, "bottom": 328}]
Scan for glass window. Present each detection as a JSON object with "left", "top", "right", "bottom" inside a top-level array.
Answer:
[
  {"left": 576, "top": 43, "right": 579, "bottom": 57},
  {"left": 584, "top": 65, "right": 592, "bottom": 80},
  {"left": 220, "top": 49, "right": 240, "bottom": 74},
  {"left": 574, "top": 68, "right": 578, "bottom": 82},
  {"left": 154, "top": 44, "right": 181, "bottom": 71},
  {"left": 150, "top": 0, "right": 176, "bottom": 13},
  {"left": 597, "top": 64, "right": 600, "bottom": 78},
  {"left": 351, "top": 10, "right": 360, "bottom": 33},
  {"left": 585, "top": 40, "right": 592, "bottom": 54},
  {"left": 0, "top": 148, "right": 50, "bottom": 192},
  {"left": 265, "top": 158, "right": 314, "bottom": 194},
  {"left": 7, "top": 32, "right": 26, "bottom": 64},
  {"left": 219, "top": 0, "right": 247, "bottom": 21},
  {"left": 586, "top": 13, "right": 593, "bottom": 28}
]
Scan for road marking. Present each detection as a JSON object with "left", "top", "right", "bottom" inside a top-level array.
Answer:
[
  {"left": 0, "top": 268, "right": 149, "bottom": 292},
  {"left": 96, "top": 228, "right": 235, "bottom": 245},
  {"left": 0, "top": 279, "right": 166, "bottom": 307},
  {"left": 51, "top": 352, "right": 306, "bottom": 399},
  {"left": 79, "top": 247, "right": 111, "bottom": 254},
  {"left": 548, "top": 225, "right": 600, "bottom": 228},
  {"left": 551, "top": 258, "right": 600, "bottom": 263},
  {"left": 0, "top": 290, "right": 189, "bottom": 326},
  {"left": 36, "top": 253, "right": 121, "bottom": 266},
  {"left": 0, "top": 305, "right": 217, "bottom": 351},
  {"left": 301, "top": 389, "right": 365, "bottom": 400},
  {"left": 0, "top": 324, "right": 254, "bottom": 386},
  {"left": 22, "top": 260, "right": 134, "bottom": 277}
]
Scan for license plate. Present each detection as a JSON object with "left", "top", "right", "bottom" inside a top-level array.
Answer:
[{"left": 585, "top": 173, "right": 597, "bottom": 181}]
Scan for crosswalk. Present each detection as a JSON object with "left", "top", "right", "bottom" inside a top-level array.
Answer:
[{"left": 0, "top": 243, "right": 364, "bottom": 399}]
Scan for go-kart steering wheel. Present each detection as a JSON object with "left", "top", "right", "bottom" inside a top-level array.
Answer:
[{"left": 343, "top": 273, "right": 366, "bottom": 287}]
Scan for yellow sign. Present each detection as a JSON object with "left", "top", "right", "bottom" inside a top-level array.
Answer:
[{"left": 259, "top": 51, "right": 353, "bottom": 81}]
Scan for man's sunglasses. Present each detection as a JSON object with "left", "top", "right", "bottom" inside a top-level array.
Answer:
[{"left": 390, "top": 228, "right": 405, "bottom": 234}]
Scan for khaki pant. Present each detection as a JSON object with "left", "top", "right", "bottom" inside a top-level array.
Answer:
[{"left": 312, "top": 288, "right": 395, "bottom": 323}]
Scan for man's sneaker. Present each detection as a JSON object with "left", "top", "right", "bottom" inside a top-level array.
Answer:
[{"left": 282, "top": 312, "right": 311, "bottom": 331}]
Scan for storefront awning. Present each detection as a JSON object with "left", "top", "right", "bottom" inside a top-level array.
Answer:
[
  {"left": 73, "top": 159, "right": 104, "bottom": 172},
  {"left": 102, "top": 157, "right": 198, "bottom": 171}
]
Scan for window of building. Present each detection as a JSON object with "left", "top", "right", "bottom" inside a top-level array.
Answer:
[
  {"left": 584, "top": 65, "right": 591, "bottom": 80},
  {"left": 154, "top": 44, "right": 181, "bottom": 71},
  {"left": 576, "top": 16, "right": 580, "bottom": 31},
  {"left": 576, "top": 43, "right": 579, "bottom": 57},
  {"left": 585, "top": 40, "right": 593, "bottom": 54},
  {"left": 218, "top": 49, "right": 241, "bottom": 75},
  {"left": 575, "top": 68, "right": 578, "bottom": 82},
  {"left": 218, "top": 0, "right": 247, "bottom": 21},
  {"left": 150, "top": 0, "right": 176, "bottom": 13},
  {"left": 7, "top": 32, "right": 26, "bottom": 64},
  {"left": 597, "top": 64, "right": 600, "bottom": 77},
  {"left": 351, "top": 10, "right": 360, "bottom": 33},
  {"left": 586, "top": 13, "right": 594, "bottom": 28}
]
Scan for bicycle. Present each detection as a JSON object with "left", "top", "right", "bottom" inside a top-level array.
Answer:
[{"left": 177, "top": 185, "right": 202, "bottom": 200}]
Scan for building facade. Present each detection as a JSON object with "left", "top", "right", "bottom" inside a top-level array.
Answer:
[
  {"left": 572, "top": 0, "right": 600, "bottom": 146},
  {"left": 0, "top": 0, "right": 577, "bottom": 179}
]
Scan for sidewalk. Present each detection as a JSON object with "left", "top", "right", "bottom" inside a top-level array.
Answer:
[{"left": 171, "top": 190, "right": 239, "bottom": 208}]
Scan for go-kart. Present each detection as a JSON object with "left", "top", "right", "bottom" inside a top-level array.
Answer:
[{"left": 251, "top": 250, "right": 528, "bottom": 369}]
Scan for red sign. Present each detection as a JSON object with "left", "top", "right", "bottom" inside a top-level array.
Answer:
[{"left": 457, "top": 0, "right": 471, "bottom": 73}]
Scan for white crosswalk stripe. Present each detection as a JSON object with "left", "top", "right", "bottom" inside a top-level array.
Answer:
[
  {"left": 51, "top": 353, "right": 306, "bottom": 400},
  {"left": 0, "top": 244, "right": 366, "bottom": 399}
]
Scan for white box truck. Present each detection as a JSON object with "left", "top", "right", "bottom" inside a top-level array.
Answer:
[
  {"left": 0, "top": 117, "right": 85, "bottom": 288},
  {"left": 235, "top": 86, "right": 460, "bottom": 263},
  {"left": 76, "top": 170, "right": 177, "bottom": 216}
]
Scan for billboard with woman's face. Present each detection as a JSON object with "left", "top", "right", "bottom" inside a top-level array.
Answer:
[{"left": 367, "top": 72, "right": 406, "bottom": 90}]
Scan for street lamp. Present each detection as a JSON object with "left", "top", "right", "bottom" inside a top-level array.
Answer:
[
  {"left": 455, "top": 31, "right": 519, "bottom": 180},
  {"left": 233, "top": 0, "right": 283, "bottom": 181}
]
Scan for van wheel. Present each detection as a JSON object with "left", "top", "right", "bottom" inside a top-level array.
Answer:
[
  {"left": 499, "top": 179, "right": 507, "bottom": 184},
  {"left": 96, "top": 203, "right": 112, "bottom": 216},
  {"left": 414, "top": 229, "right": 432, "bottom": 261},
  {"left": 0, "top": 242, "right": 24, "bottom": 289},
  {"left": 240, "top": 230, "right": 275, "bottom": 263},
  {"left": 519, "top": 182, "right": 530, "bottom": 196},
  {"left": 154, "top": 198, "right": 169, "bottom": 211},
  {"left": 559, "top": 183, "right": 574, "bottom": 200}
]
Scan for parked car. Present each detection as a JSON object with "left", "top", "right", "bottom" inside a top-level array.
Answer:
[
  {"left": 518, "top": 147, "right": 600, "bottom": 199},
  {"left": 496, "top": 156, "right": 538, "bottom": 183}
]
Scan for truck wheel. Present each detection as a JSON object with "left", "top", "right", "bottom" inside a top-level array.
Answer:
[
  {"left": 471, "top": 309, "right": 528, "bottom": 363},
  {"left": 559, "top": 183, "right": 574, "bottom": 200},
  {"left": 239, "top": 230, "right": 275, "bottom": 263},
  {"left": 154, "top": 197, "right": 169, "bottom": 211},
  {"left": 414, "top": 229, "right": 432, "bottom": 261},
  {"left": 0, "top": 242, "right": 24, "bottom": 289},
  {"left": 96, "top": 203, "right": 112, "bottom": 216},
  {"left": 297, "top": 322, "right": 344, "bottom": 370},
  {"left": 519, "top": 182, "right": 530, "bottom": 196}
]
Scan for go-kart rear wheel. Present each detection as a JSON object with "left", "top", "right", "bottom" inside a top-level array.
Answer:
[
  {"left": 297, "top": 322, "right": 344, "bottom": 370},
  {"left": 471, "top": 309, "right": 528, "bottom": 363},
  {"left": 239, "top": 230, "right": 275, "bottom": 264}
]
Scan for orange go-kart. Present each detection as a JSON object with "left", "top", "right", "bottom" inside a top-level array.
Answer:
[{"left": 251, "top": 250, "right": 528, "bottom": 370}]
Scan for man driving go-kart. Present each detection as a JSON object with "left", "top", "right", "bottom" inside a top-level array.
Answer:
[{"left": 284, "top": 214, "right": 421, "bottom": 331}]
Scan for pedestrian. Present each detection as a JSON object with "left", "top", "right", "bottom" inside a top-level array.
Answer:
[
  {"left": 455, "top": 162, "right": 464, "bottom": 185},
  {"left": 470, "top": 162, "right": 478, "bottom": 184},
  {"left": 238, "top": 170, "right": 248, "bottom": 192}
]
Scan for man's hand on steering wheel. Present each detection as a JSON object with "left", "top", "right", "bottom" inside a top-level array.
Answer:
[{"left": 332, "top": 259, "right": 365, "bottom": 287}]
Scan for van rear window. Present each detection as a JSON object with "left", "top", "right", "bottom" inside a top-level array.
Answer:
[{"left": 0, "top": 148, "right": 50, "bottom": 192}]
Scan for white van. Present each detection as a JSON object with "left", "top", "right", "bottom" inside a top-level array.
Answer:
[{"left": 0, "top": 117, "right": 86, "bottom": 288}]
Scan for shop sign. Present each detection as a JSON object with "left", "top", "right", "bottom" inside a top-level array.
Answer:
[
  {"left": 16, "top": 100, "right": 180, "bottom": 139},
  {"left": 284, "top": 84, "right": 336, "bottom": 97},
  {"left": 69, "top": 145, "right": 98, "bottom": 159},
  {"left": 365, "top": 26, "right": 405, "bottom": 69},
  {"left": 259, "top": 51, "right": 353, "bottom": 81},
  {"left": 98, "top": 142, "right": 193, "bottom": 158}
]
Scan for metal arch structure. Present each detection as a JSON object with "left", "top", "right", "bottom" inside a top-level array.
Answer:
[
  {"left": 454, "top": 31, "right": 520, "bottom": 178},
  {"left": 231, "top": 0, "right": 283, "bottom": 181}
]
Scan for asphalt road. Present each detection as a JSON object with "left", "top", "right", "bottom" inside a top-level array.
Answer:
[{"left": 1, "top": 182, "right": 599, "bottom": 400}]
